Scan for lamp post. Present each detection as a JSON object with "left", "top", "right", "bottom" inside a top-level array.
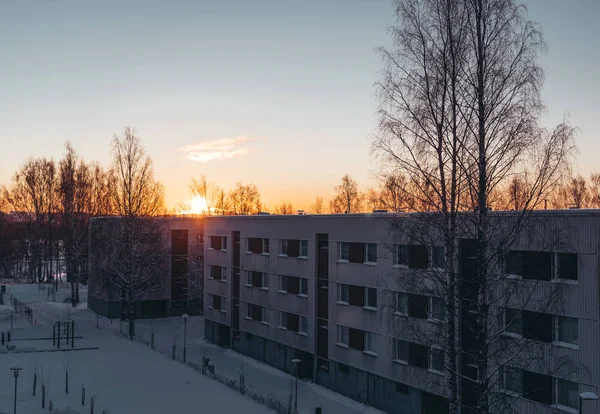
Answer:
[
  {"left": 291, "top": 358, "right": 301, "bottom": 414},
  {"left": 182, "top": 314, "right": 189, "bottom": 363},
  {"left": 579, "top": 391, "right": 599, "bottom": 414},
  {"left": 10, "top": 366, "right": 22, "bottom": 414}
]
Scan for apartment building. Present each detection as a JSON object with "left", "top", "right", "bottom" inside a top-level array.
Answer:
[
  {"left": 88, "top": 216, "right": 203, "bottom": 318},
  {"left": 203, "top": 212, "right": 600, "bottom": 414}
]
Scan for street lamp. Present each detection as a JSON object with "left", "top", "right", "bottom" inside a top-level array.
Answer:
[
  {"left": 10, "top": 366, "right": 22, "bottom": 414},
  {"left": 182, "top": 314, "right": 189, "bottom": 363},
  {"left": 291, "top": 358, "right": 301, "bottom": 414},
  {"left": 579, "top": 391, "right": 599, "bottom": 414}
]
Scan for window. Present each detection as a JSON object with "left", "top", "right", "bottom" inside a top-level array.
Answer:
[
  {"left": 432, "top": 246, "right": 445, "bottom": 268},
  {"left": 338, "top": 284, "right": 349, "bottom": 304},
  {"left": 393, "top": 245, "right": 409, "bottom": 266},
  {"left": 299, "top": 278, "right": 308, "bottom": 295},
  {"left": 556, "top": 378, "right": 578, "bottom": 409},
  {"left": 263, "top": 238, "right": 270, "bottom": 254},
  {"left": 337, "top": 325, "right": 349, "bottom": 346},
  {"left": 339, "top": 242, "right": 350, "bottom": 261},
  {"left": 408, "top": 294, "right": 429, "bottom": 319},
  {"left": 506, "top": 250, "right": 552, "bottom": 281},
  {"left": 281, "top": 239, "right": 289, "bottom": 256},
  {"left": 556, "top": 316, "right": 578, "bottom": 346},
  {"left": 557, "top": 253, "right": 577, "bottom": 281},
  {"left": 408, "top": 343, "right": 429, "bottom": 369},
  {"left": 299, "top": 316, "right": 308, "bottom": 334},
  {"left": 349, "top": 285, "right": 365, "bottom": 307},
  {"left": 394, "top": 292, "right": 408, "bottom": 314},
  {"left": 209, "top": 265, "right": 226, "bottom": 281},
  {"left": 278, "top": 275, "right": 287, "bottom": 292},
  {"left": 366, "top": 243, "right": 377, "bottom": 263},
  {"left": 279, "top": 311, "right": 287, "bottom": 329},
  {"left": 409, "top": 245, "right": 429, "bottom": 269},
  {"left": 430, "top": 348, "right": 444, "bottom": 372},
  {"left": 523, "top": 370, "right": 552, "bottom": 405},
  {"left": 430, "top": 297, "right": 444, "bottom": 321},
  {"left": 247, "top": 271, "right": 268, "bottom": 289},
  {"left": 523, "top": 311, "right": 552, "bottom": 343},
  {"left": 505, "top": 308, "right": 523, "bottom": 336},
  {"left": 246, "top": 304, "right": 267, "bottom": 323},
  {"left": 247, "top": 238, "right": 262, "bottom": 254},
  {"left": 348, "top": 327, "right": 365, "bottom": 351},
  {"left": 300, "top": 240, "right": 308, "bottom": 257},
  {"left": 393, "top": 339, "right": 408, "bottom": 362},
  {"left": 502, "top": 367, "right": 522, "bottom": 393},
  {"left": 365, "top": 332, "right": 377, "bottom": 354},
  {"left": 365, "top": 288, "right": 377, "bottom": 309},
  {"left": 209, "top": 236, "right": 227, "bottom": 251},
  {"left": 210, "top": 295, "right": 223, "bottom": 311}
]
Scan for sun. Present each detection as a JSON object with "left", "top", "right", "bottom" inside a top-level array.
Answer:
[{"left": 183, "top": 195, "right": 208, "bottom": 215}]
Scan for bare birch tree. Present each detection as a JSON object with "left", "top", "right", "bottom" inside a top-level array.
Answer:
[
  {"left": 375, "top": 0, "right": 576, "bottom": 413},
  {"left": 310, "top": 196, "right": 325, "bottom": 214},
  {"left": 228, "top": 183, "right": 262, "bottom": 215},
  {"left": 274, "top": 201, "right": 294, "bottom": 215},
  {"left": 329, "top": 174, "right": 364, "bottom": 213}
]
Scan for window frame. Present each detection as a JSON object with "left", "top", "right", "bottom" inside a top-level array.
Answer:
[
  {"left": 365, "top": 243, "right": 378, "bottom": 264},
  {"left": 364, "top": 331, "right": 377, "bottom": 355},
  {"left": 299, "top": 315, "right": 308, "bottom": 335},
  {"left": 554, "top": 315, "right": 578, "bottom": 348},
  {"left": 337, "top": 283, "right": 349, "bottom": 305},
  {"left": 394, "top": 291, "right": 408, "bottom": 315},
  {"left": 431, "top": 246, "right": 445, "bottom": 269},
  {"left": 280, "top": 239, "right": 289, "bottom": 257},
  {"left": 393, "top": 339, "right": 409, "bottom": 364},
  {"left": 339, "top": 242, "right": 350, "bottom": 262},
  {"left": 429, "top": 347, "right": 444, "bottom": 374},
  {"left": 299, "top": 240, "right": 309, "bottom": 258},
  {"left": 337, "top": 325, "right": 349, "bottom": 347},
  {"left": 364, "top": 287, "right": 377, "bottom": 310},
  {"left": 555, "top": 378, "right": 578, "bottom": 410},
  {"left": 429, "top": 297, "right": 444, "bottom": 322},
  {"left": 393, "top": 244, "right": 409, "bottom": 267}
]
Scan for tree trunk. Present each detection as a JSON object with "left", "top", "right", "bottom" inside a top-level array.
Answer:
[{"left": 128, "top": 299, "right": 136, "bottom": 339}]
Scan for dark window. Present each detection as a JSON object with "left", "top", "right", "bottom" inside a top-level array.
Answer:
[
  {"left": 287, "top": 276, "right": 300, "bottom": 294},
  {"left": 213, "top": 295, "right": 222, "bottom": 310},
  {"left": 523, "top": 251, "right": 552, "bottom": 281},
  {"left": 338, "top": 363, "right": 349, "bottom": 374},
  {"left": 523, "top": 311, "right": 552, "bottom": 343},
  {"left": 408, "top": 294, "right": 429, "bottom": 319},
  {"left": 396, "top": 382, "right": 409, "bottom": 394},
  {"left": 505, "top": 308, "right": 522, "bottom": 336},
  {"left": 210, "top": 265, "right": 222, "bottom": 280},
  {"left": 210, "top": 236, "right": 222, "bottom": 251},
  {"left": 348, "top": 285, "right": 365, "bottom": 307},
  {"left": 348, "top": 242, "right": 366, "bottom": 264},
  {"left": 348, "top": 327, "right": 365, "bottom": 351},
  {"left": 287, "top": 313, "right": 300, "bottom": 332},
  {"left": 247, "top": 238, "right": 262, "bottom": 254},
  {"left": 557, "top": 253, "right": 577, "bottom": 280},
  {"left": 432, "top": 246, "right": 445, "bottom": 268},
  {"left": 288, "top": 239, "right": 300, "bottom": 257},
  {"left": 505, "top": 250, "right": 523, "bottom": 275},
  {"left": 408, "top": 245, "right": 428, "bottom": 269},
  {"left": 523, "top": 370, "right": 553, "bottom": 405},
  {"left": 366, "top": 288, "right": 377, "bottom": 308},
  {"left": 251, "top": 271, "right": 263, "bottom": 287},
  {"left": 408, "top": 343, "right": 429, "bottom": 369}
]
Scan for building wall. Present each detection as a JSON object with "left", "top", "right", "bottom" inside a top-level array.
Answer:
[{"left": 203, "top": 212, "right": 600, "bottom": 413}]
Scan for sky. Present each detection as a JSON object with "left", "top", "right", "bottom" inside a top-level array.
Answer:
[{"left": 1, "top": 0, "right": 599, "bottom": 211}]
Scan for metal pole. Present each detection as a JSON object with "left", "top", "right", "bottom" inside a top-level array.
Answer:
[
  {"left": 579, "top": 395, "right": 582, "bottom": 414},
  {"left": 13, "top": 373, "right": 17, "bottom": 414},
  {"left": 183, "top": 317, "right": 187, "bottom": 363},
  {"left": 294, "top": 365, "right": 298, "bottom": 414}
]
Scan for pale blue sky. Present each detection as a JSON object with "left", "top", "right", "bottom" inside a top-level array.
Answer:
[{"left": 1, "top": 0, "right": 598, "bottom": 209}]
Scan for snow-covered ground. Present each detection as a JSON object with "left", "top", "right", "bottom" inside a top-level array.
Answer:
[
  {"left": 0, "top": 287, "right": 272, "bottom": 414},
  {"left": 5, "top": 284, "right": 384, "bottom": 414}
]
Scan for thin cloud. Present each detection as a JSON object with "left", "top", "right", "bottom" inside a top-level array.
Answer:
[{"left": 178, "top": 136, "right": 256, "bottom": 163}]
